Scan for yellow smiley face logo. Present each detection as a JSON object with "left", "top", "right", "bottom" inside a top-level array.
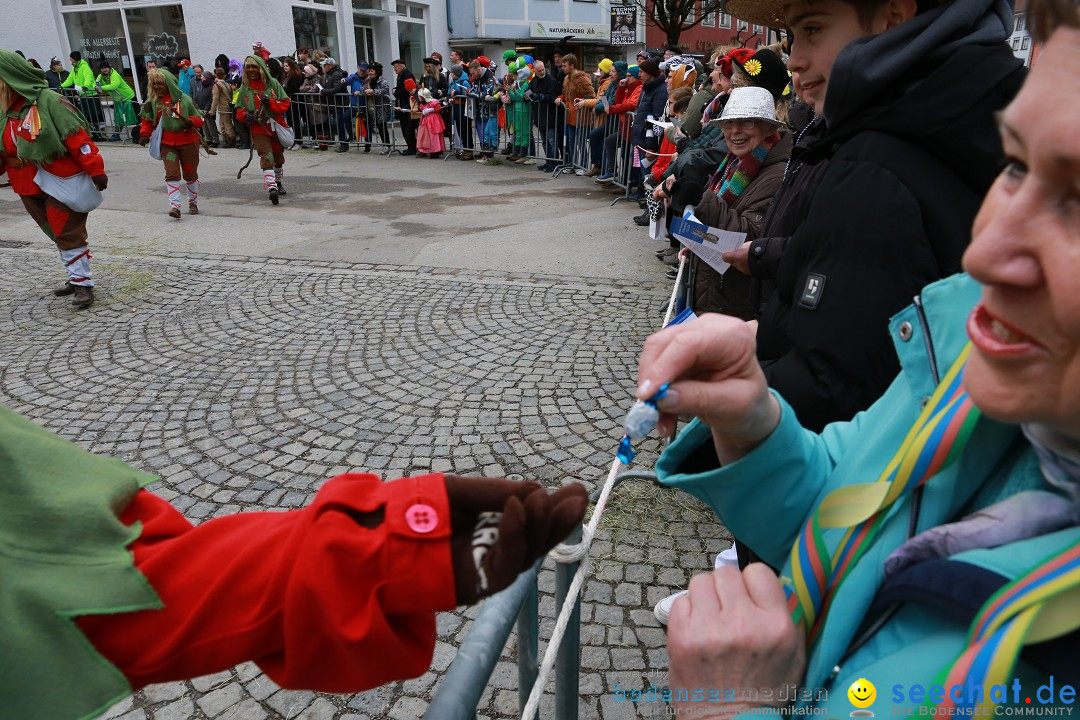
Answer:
[{"left": 848, "top": 678, "right": 877, "bottom": 710}]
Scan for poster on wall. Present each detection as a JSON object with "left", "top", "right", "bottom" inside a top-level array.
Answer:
[{"left": 610, "top": 8, "right": 637, "bottom": 46}]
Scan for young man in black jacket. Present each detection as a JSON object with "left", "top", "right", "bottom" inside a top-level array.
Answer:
[
  {"left": 731, "top": 0, "right": 1024, "bottom": 433},
  {"left": 391, "top": 59, "right": 418, "bottom": 155}
]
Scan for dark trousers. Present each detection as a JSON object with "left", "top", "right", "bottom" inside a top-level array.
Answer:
[
  {"left": 336, "top": 108, "right": 354, "bottom": 148},
  {"left": 397, "top": 112, "right": 417, "bottom": 151}
]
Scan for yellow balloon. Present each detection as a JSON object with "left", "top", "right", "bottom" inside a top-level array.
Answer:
[{"left": 848, "top": 678, "right": 877, "bottom": 709}]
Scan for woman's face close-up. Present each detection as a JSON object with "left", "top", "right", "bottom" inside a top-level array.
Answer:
[
  {"left": 722, "top": 119, "right": 768, "bottom": 158},
  {"left": 962, "top": 26, "right": 1080, "bottom": 436}
]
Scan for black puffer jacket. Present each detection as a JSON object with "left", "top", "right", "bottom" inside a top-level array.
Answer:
[
  {"left": 746, "top": 101, "right": 828, "bottom": 311},
  {"left": 755, "top": 0, "right": 1025, "bottom": 432}
]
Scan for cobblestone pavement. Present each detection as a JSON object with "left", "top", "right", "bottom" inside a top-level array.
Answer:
[{"left": 2, "top": 244, "right": 730, "bottom": 720}]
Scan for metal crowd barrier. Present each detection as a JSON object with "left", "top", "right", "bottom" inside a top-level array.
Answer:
[
  {"left": 423, "top": 472, "right": 659, "bottom": 720},
  {"left": 58, "top": 87, "right": 136, "bottom": 144},
  {"left": 290, "top": 91, "right": 397, "bottom": 154}
]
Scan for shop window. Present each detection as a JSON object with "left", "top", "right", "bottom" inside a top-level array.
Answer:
[
  {"left": 125, "top": 4, "right": 190, "bottom": 74},
  {"left": 718, "top": 12, "right": 730, "bottom": 27},
  {"left": 1021, "top": 36, "right": 1029, "bottom": 50},
  {"left": 294, "top": 6, "right": 340, "bottom": 60},
  {"left": 702, "top": 10, "right": 715, "bottom": 26},
  {"left": 737, "top": 19, "right": 749, "bottom": 31},
  {"left": 410, "top": 6, "right": 424, "bottom": 18}
]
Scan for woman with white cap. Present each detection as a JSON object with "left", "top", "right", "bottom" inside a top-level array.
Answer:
[{"left": 683, "top": 85, "right": 791, "bottom": 318}]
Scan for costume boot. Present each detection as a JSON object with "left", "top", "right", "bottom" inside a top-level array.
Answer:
[
  {"left": 263, "top": 169, "right": 279, "bottom": 205},
  {"left": 186, "top": 179, "right": 201, "bottom": 215},
  {"left": 274, "top": 167, "right": 286, "bottom": 196},
  {"left": 167, "top": 181, "right": 182, "bottom": 218}
]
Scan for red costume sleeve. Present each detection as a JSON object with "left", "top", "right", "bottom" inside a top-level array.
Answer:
[
  {"left": 63, "top": 129, "right": 105, "bottom": 177},
  {"left": 187, "top": 115, "right": 205, "bottom": 129},
  {"left": 268, "top": 97, "right": 291, "bottom": 115},
  {"left": 140, "top": 119, "right": 153, "bottom": 138},
  {"left": 76, "top": 473, "right": 458, "bottom": 693},
  {"left": 235, "top": 107, "right": 248, "bottom": 123}
]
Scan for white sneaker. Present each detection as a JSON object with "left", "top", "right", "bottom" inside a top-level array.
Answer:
[
  {"left": 575, "top": 168, "right": 586, "bottom": 176},
  {"left": 653, "top": 590, "right": 689, "bottom": 626}
]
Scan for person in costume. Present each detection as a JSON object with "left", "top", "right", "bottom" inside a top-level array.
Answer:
[
  {"left": 94, "top": 61, "right": 136, "bottom": 142},
  {"left": 506, "top": 58, "right": 532, "bottom": 162},
  {"left": 0, "top": 402, "right": 588, "bottom": 720},
  {"left": 646, "top": 1, "right": 1080, "bottom": 714},
  {"left": 415, "top": 87, "right": 445, "bottom": 157},
  {"left": 233, "top": 55, "right": 291, "bottom": 205},
  {"left": 138, "top": 69, "right": 205, "bottom": 218},
  {"left": 0, "top": 50, "right": 106, "bottom": 309}
]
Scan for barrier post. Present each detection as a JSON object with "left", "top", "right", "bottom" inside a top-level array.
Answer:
[
  {"left": 553, "top": 523, "right": 582, "bottom": 720},
  {"left": 517, "top": 577, "right": 539, "bottom": 719}
]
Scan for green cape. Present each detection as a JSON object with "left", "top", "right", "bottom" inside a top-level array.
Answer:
[
  {"left": 0, "top": 49, "right": 88, "bottom": 164},
  {"left": 139, "top": 68, "right": 201, "bottom": 133},
  {"left": 0, "top": 404, "right": 161, "bottom": 720},
  {"left": 235, "top": 55, "right": 288, "bottom": 121}
]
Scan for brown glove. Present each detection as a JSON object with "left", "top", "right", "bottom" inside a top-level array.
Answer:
[
  {"left": 139, "top": 135, "right": 149, "bottom": 147},
  {"left": 92, "top": 173, "right": 108, "bottom": 191},
  {"left": 445, "top": 475, "right": 588, "bottom": 605}
]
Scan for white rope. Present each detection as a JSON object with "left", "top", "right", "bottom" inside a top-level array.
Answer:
[{"left": 521, "top": 249, "right": 687, "bottom": 720}]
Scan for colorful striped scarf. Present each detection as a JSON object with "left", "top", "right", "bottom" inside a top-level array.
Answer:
[{"left": 709, "top": 132, "right": 780, "bottom": 207}]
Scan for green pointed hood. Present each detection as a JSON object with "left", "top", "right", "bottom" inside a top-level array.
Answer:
[
  {"left": 235, "top": 55, "right": 287, "bottom": 118},
  {"left": 0, "top": 49, "right": 88, "bottom": 164},
  {"left": 140, "top": 68, "right": 200, "bottom": 132}
]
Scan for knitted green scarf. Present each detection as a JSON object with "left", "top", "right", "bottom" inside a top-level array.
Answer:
[
  {"left": 0, "top": 49, "right": 88, "bottom": 164},
  {"left": 235, "top": 55, "right": 287, "bottom": 123},
  {"left": 140, "top": 68, "right": 200, "bottom": 133}
]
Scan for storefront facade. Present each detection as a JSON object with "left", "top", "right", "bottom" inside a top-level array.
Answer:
[
  {"left": 0, "top": 0, "right": 447, "bottom": 102},
  {"left": 445, "top": 0, "right": 646, "bottom": 70}
]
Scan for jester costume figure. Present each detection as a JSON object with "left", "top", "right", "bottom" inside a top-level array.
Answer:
[
  {"left": 139, "top": 69, "right": 205, "bottom": 218},
  {"left": 0, "top": 50, "right": 107, "bottom": 309},
  {"left": 234, "top": 55, "right": 291, "bottom": 205}
]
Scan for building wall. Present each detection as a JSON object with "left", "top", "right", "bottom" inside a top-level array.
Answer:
[
  {"left": 184, "top": 1, "right": 297, "bottom": 66},
  {"left": 0, "top": 1, "right": 69, "bottom": 66}
]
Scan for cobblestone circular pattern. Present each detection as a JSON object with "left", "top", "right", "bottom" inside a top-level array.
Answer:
[{"left": 1, "top": 248, "right": 729, "bottom": 720}]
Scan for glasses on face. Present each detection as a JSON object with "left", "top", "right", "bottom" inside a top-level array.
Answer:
[{"left": 721, "top": 119, "right": 758, "bottom": 132}]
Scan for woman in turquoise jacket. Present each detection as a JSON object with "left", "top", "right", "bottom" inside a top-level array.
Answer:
[
  {"left": 638, "top": 5, "right": 1080, "bottom": 717},
  {"left": 94, "top": 61, "right": 136, "bottom": 140}
]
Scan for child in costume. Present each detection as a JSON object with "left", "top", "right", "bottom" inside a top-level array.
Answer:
[
  {"left": 234, "top": 55, "right": 292, "bottom": 204},
  {"left": 0, "top": 403, "right": 588, "bottom": 720},
  {"left": 138, "top": 69, "right": 205, "bottom": 218},
  {"left": 0, "top": 50, "right": 106, "bottom": 309},
  {"left": 415, "top": 88, "right": 445, "bottom": 157},
  {"left": 506, "top": 58, "right": 533, "bottom": 162}
]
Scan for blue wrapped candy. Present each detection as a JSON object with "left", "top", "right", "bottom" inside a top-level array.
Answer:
[{"left": 616, "top": 383, "right": 669, "bottom": 464}]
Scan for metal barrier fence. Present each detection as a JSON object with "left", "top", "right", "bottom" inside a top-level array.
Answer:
[
  {"left": 58, "top": 88, "right": 137, "bottom": 144},
  {"left": 423, "top": 473, "right": 666, "bottom": 720},
  {"left": 434, "top": 93, "right": 639, "bottom": 205},
  {"left": 290, "top": 92, "right": 398, "bottom": 154}
]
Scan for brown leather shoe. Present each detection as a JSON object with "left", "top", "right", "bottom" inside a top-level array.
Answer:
[
  {"left": 460, "top": 151, "right": 474, "bottom": 161},
  {"left": 168, "top": 207, "right": 181, "bottom": 219},
  {"left": 71, "top": 285, "right": 94, "bottom": 309},
  {"left": 188, "top": 202, "right": 199, "bottom": 215},
  {"left": 584, "top": 165, "right": 602, "bottom": 177},
  {"left": 54, "top": 282, "right": 76, "bottom": 297}
]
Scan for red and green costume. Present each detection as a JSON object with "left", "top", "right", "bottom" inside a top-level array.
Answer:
[
  {"left": 139, "top": 69, "right": 205, "bottom": 212},
  {"left": 0, "top": 402, "right": 458, "bottom": 720},
  {"left": 0, "top": 50, "right": 104, "bottom": 291},
  {"left": 234, "top": 55, "right": 291, "bottom": 195}
]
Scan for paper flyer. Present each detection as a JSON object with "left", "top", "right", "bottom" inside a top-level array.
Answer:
[{"left": 670, "top": 213, "right": 747, "bottom": 274}]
